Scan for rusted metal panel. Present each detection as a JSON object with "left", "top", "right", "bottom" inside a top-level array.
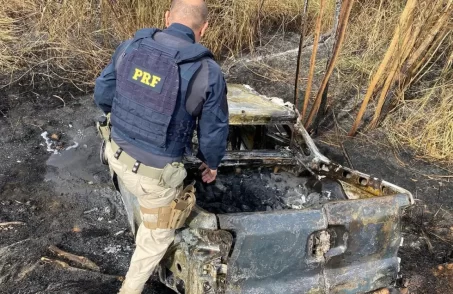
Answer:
[
  {"left": 209, "top": 194, "right": 411, "bottom": 294},
  {"left": 227, "top": 84, "right": 297, "bottom": 125},
  {"left": 292, "top": 121, "right": 414, "bottom": 203},
  {"left": 323, "top": 194, "right": 411, "bottom": 293},
  {"left": 217, "top": 210, "right": 328, "bottom": 293}
]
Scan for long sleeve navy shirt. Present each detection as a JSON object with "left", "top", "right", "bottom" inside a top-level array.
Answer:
[{"left": 94, "top": 24, "right": 229, "bottom": 169}]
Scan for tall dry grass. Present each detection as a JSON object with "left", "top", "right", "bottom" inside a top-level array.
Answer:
[
  {"left": 0, "top": 0, "right": 110, "bottom": 89},
  {"left": 341, "top": 0, "right": 452, "bottom": 162},
  {"left": 383, "top": 70, "right": 453, "bottom": 162},
  {"left": 349, "top": 0, "right": 453, "bottom": 135},
  {"left": 103, "top": 0, "right": 336, "bottom": 56},
  {"left": 0, "top": 0, "right": 330, "bottom": 89},
  {"left": 324, "top": 0, "right": 452, "bottom": 163}
]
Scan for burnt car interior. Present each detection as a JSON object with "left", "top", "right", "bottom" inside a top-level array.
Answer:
[{"left": 183, "top": 84, "right": 405, "bottom": 216}]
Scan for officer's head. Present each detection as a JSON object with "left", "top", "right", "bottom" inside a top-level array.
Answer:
[{"left": 165, "top": 0, "right": 209, "bottom": 42}]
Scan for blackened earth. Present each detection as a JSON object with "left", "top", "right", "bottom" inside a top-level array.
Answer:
[{"left": 1, "top": 95, "right": 452, "bottom": 294}]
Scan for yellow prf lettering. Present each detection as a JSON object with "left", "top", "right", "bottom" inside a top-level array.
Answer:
[
  {"left": 132, "top": 68, "right": 143, "bottom": 80},
  {"left": 141, "top": 72, "right": 151, "bottom": 85},
  {"left": 150, "top": 75, "right": 161, "bottom": 87}
]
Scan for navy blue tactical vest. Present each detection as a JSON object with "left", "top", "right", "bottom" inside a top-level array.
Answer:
[{"left": 110, "top": 28, "right": 213, "bottom": 157}]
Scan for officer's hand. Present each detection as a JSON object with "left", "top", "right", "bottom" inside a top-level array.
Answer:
[{"left": 199, "top": 163, "right": 217, "bottom": 183}]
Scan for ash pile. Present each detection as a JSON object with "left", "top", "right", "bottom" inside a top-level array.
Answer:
[{"left": 194, "top": 169, "right": 346, "bottom": 214}]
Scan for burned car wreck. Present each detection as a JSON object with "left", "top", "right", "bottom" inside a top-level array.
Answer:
[{"left": 114, "top": 84, "right": 413, "bottom": 294}]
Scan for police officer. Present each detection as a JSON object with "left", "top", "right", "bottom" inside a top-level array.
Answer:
[{"left": 94, "top": 0, "right": 229, "bottom": 293}]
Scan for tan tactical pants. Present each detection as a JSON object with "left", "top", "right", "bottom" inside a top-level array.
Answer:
[{"left": 105, "top": 142, "right": 183, "bottom": 294}]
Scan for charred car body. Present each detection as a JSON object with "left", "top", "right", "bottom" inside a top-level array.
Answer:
[{"left": 110, "top": 85, "right": 413, "bottom": 294}]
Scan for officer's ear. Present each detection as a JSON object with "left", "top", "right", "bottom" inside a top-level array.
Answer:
[
  {"left": 200, "top": 22, "right": 209, "bottom": 38},
  {"left": 165, "top": 11, "right": 171, "bottom": 28}
]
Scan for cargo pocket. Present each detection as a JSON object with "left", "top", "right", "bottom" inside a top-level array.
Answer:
[
  {"left": 138, "top": 177, "right": 165, "bottom": 198},
  {"left": 138, "top": 177, "right": 179, "bottom": 206}
]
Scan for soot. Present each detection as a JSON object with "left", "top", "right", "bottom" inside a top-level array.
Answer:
[{"left": 191, "top": 168, "right": 347, "bottom": 214}]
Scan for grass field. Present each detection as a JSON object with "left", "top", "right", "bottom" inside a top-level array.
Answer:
[{"left": 0, "top": 0, "right": 451, "bottom": 163}]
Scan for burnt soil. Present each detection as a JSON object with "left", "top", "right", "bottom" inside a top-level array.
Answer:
[
  {"left": 1, "top": 33, "right": 452, "bottom": 294},
  {"left": 0, "top": 99, "right": 172, "bottom": 294}
]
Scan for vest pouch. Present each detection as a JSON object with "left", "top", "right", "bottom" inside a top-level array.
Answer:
[{"left": 159, "top": 162, "right": 187, "bottom": 188}]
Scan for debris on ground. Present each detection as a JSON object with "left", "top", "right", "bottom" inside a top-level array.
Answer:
[
  {"left": 48, "top": 245, "right": 100, "bottom": 272},
  {"left": 434, "top": 263, "right": 453, "bottom": 278},
  {"left": 0, "top": 47, "right": 452, "bottom": 292},
  {"left": 0, "top": 221, "right": 25, "bottom": 226},
  {"left": 40, "top": 131, "right": 80, "bottom": 153},
  {"left": 50, "top": 133, "right": 61, "bottom": 141}
]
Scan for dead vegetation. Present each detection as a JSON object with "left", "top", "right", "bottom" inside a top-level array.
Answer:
[
  {"left": 383, "top": 71, "right": 453, "bottom": 162},
  {"left": 0, "top": 0, "right": 331, "bottom": 89},
  {"left": 348, "top": 0, "right": 453, "bottom": 135},
  {"left": 0, "top": 0, "right": 451, "bottom": 162},
  {"left": 315, "top": 0, "right": 452, "bottom": 164}
]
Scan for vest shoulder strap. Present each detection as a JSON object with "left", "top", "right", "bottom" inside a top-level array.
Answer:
[
  {"left": 180, "top": 61, "right": 203, "bottom": 82},
  {"left": 176, "top": 43, "right": 213, "bottom": 64},
  {"left": 140, "top": 37, "right": 180, "bottom": 59},
  {"left": 114, "top": 28, "right": 161, "bottom": 70},
  {"left": 134, "top": 28, "right": 160, "bottom": 40}
]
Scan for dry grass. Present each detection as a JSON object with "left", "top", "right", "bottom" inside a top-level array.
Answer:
[
  {"left": 330, "top": 0, "right": 453, "bottom": 162},
  {"left": 0, "top": 0, "right": 331, "bottom": 89},
  {"left": 350, "top": 0, "right": 452, "bottom": 135},
  {"left": 0, "top": 0, "right": 111, "bottom": 89},
  {"left": 103, "top": 0, "right": 335, "bottom": 56},
  {"left": 336, "top": 1, "right": 406, "bottom": 93},
  {"left": 384, "top": 73, "right": 453, "bottom": 162},
  {"left": 0, "top": 0, "right": 451, "bottom": 162}
]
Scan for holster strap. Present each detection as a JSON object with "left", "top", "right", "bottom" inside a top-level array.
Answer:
[
  {"left": 111, "top": 139, "right": 163, "bottom": 180},
  {"left": 140, "top": 184, "right": 196, "bottom": 230},
  {"left": 141, "top": 206, "right": 172, "bottom": 229}
]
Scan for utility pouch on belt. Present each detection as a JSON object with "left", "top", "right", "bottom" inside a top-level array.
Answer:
[
  {"left": 141, "top": 184, "right": 196, "bottom": 230},
  {"left": 159, "top": 162, "right": 187, "bottom": 188},
  {"left": 96, "top": 113, "right": 111, "bottom": 142}
]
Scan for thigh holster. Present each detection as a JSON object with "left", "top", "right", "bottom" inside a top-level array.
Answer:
[{"left": 140, "top": 184, "right": 196, "bottom": 230}]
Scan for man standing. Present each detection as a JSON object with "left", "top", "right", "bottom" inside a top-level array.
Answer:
[{"left": 94, "top": 0, "right": 229, "bottom": 293}]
